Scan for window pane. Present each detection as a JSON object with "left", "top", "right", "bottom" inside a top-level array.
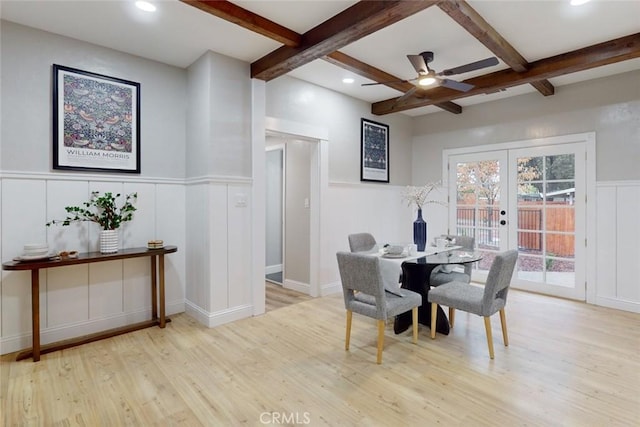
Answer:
[
  {"left": 518, "top": 208, "right": 542, "bottom": 230},
  {"left": 456, "top": 207, "right": 476, "bottom": 227},
  {"left": 477, "top": 227, "right": 499, "bottom": 250},
  {"left": 545, "top": 154, "right": 575, "bottom": 180},
  {"left": 517, "top": 255, "right": 543, "bottom": 282},
  {"left": 546, "top": 233, "right": 575, "bottom": 258},
  {"left": 517, "top": 156, "right": 542, "bottom": 182},
  {"left": 518, "top": 231, "right": 542, "bottom": 255},
  {"left": 546, "top": 207, "right": 575, "bottom": 232},
  {"left": 546, "top": 259, "right": 575, "bottom": 287}
]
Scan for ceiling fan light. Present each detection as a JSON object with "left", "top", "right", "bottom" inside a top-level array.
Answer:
[
  {"left": 135, "top": 1, "right": 156, "bottom": 12},
  {"left": 418, "top": 76, "right": 436, "bottom": 86}
]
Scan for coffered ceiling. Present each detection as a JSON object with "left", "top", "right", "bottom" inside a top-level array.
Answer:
[{"left": 1, "top": 0, "right": 639, "bottom": 117}]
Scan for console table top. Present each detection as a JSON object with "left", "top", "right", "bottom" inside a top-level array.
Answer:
[{"left": 2, "top": 246, "right": 178, "bottom": 270}]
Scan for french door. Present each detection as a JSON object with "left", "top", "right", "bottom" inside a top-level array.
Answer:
[{"left": 448, "top": 142, "right": 587, "bottom": 300}]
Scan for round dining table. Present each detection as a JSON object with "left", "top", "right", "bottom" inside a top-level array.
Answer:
[{"left": 393, "top": 250, "right": 483, "bottom": 336}]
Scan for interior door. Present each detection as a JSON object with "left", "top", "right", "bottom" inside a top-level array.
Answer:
[{"left": 448, "top": 142, "right": 586, "bottom": 300}]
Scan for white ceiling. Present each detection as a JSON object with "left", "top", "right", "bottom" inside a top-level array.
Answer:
[{"left": 1, "top": 0, "right": 639, "bottom": 117}]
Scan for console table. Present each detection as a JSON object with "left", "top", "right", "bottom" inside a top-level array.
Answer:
[{"left": 2, "top": 246, "right": 177, "bottom": 362}]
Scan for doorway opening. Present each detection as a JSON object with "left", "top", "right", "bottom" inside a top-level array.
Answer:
[
  {"left": 265, "top": 145, "right": 284, "bottom": 285},
  {"left": 264, "top": 131, "right": 320, "bottom": 297}
]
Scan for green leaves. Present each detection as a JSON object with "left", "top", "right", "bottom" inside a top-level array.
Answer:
[{"left": 46, "top": 191, "right": 137, "bottom": 230}]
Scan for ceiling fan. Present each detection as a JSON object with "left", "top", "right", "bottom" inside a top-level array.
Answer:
[{"left": 363, "top": 51, "right": 499, "bottom": 103}]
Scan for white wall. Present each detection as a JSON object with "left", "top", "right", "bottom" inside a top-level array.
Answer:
[
  {"left": 0, "top": 21, "right": 187, "bottom": 354},
  {"left": 183, "top": 51, "right": 254, "bottom": 326},
  {"left": 0, "top": 21, "right": 186, "bottom": 177},
  {"left": 266, "top": 76, "right": 414, "bottom": 185}
]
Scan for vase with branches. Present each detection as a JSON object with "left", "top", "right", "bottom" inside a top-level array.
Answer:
[
  {"left": 47, "top": 191, "right": 137, "bottom": 253},
  {"left": 401, "top": 182, "right": 446, "bottom": 251}
]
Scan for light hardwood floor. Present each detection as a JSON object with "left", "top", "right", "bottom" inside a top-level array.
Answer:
[
  {"left": 265, "top": 281, "right": 312, "bottom": 312},
  {"left": 1, "top": 289, "right": 639, "bottom": 426}
]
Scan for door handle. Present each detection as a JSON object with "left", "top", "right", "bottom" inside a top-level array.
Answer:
[{"left": 500, "top": 219, "right": 507, "bottom": 225}]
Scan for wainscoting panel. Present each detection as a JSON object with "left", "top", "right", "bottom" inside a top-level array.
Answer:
[
  {"left": 46, "top": 180, "right": 92, "bottom": 252},
  {"left": 47, "top": 264, "right": 90, "bottom": 328},
  {"left": 156, "top": 184, "right": 187, "bottom": 307},
  {"left": 0, "top": 175, "right": 187, "bottom": 354},
  {"left": 596, "top": 181, "right": 640, "bottom": 312},
  {"left": 1, "top": 179, "right": 48, "bottom": 339},
  {"left": 616, "top": 185, "right": 640, "bottom": 303},
  {"left": 88, "top": 261, "right": 124, "bottom": 320},
  {"left": 184, "top": 179, "right": 253, "bottom": 328},
  {"left": 227, "top": 183, "right": 251, "bottom": 308},
  {"left": 209, "top": 183, "right": 230, "bottom": 313}
]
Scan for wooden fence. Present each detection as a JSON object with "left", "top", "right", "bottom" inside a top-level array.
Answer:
[{"left": 456, "top": 203, "right": 575, "bottom": 256}]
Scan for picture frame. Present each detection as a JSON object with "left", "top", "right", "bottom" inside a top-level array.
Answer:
[
  {"left": 52, "top": 64, "right": 141, "bottom": 174},
  {"left": 360, "top": 118, "right": 389, "bottom": 183}
]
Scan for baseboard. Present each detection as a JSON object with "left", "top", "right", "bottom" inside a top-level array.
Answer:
[
  {"left": 594, "top": 296, "right": 640, "bottom": 313},
  {"left": 184, "top": 300, "right": 254, "bottom": 328},
  {"left": 321, "top": 281, "right": 342, "bottom": 296},
  {"left": 265, "top": 264, "right": 283, "bottom": 275},
  {"left": 283, "top": 279, "right": 310, "bottom": 294},
  {"left": 0, "top": 299, "right": 185, "bottom": 356}
]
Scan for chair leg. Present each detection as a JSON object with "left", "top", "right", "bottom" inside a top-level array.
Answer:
[
  {"left": 345, "top": 310, "right": 352, "bottom": 351},
  {"left": 376, "top": 320, "right": 385, "bottom": 364},
  {"left": 430, "top": 303, "right": 437, "bottom": 339},
  {"left": 499, "top": 308, "right": 509, "bottom": 347},
  {"left": 412, "top": 307, "right": 418, "bottom": 344},
  {"left": 484, "top": 316, "right": 495, "bottom": 359},
  {"left": 448, "top": 307, "right": 455, "bottom": 328}
]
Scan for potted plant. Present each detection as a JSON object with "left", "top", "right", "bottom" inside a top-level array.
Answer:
[{"left": 47, "top": 191, "right": 137, "bottom": 253}]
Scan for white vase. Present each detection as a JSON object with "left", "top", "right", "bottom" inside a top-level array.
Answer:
[{"left": 99, "top": 229, "right": 119, "bottom": 254}]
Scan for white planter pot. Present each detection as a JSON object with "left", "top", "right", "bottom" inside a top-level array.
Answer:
[{"left": 99, "top": 229, "right": 119, "bottom": 254}]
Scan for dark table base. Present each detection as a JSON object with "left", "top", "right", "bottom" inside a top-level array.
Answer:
[{"left": 393, "top": 261, "right": 450, "bottom": 335}]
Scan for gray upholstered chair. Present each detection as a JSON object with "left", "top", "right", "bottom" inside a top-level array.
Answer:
[
  {"left": 427, "top": 250, "right": 518, "bottom": 359},
  {"left": 336, "top": 251, "right": 422, "bottom": 364},
  {"left": 430, "top": 234, "right": 476, "bottom": 287},
  {"left": 348, "top": 233, "right": 377, "bottom": 253}
]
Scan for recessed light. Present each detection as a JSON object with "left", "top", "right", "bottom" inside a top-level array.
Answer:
[
  {"left": 342, "top": 78, "right": 354, "bottom": 84},
  {"left": 136, "top": 1, "right": 157, "bottom": 12},
  {"left": 570, "top": 0, "right": 590, "bottom": 6}
]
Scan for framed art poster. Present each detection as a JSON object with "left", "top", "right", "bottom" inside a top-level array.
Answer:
[
  {"left": 52, "top": 64, "right": 141, "bottom": 173},
  {"left": 360, "top": 118, "right": 389, "bottom": 183}
]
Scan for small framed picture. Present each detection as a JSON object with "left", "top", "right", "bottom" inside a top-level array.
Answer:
[
  {"left": 52, "top": 64, "right": 141, "bottom": 174},
  {"left": 360, "top": 118, "right": 389, "bottom": 183}
]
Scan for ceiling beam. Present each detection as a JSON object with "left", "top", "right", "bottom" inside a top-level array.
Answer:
[
  {"left": 438, "top": 0, "right": 555, "bottom": 97},
  {"left": 182, "top": 0, "right": 459, "bottom": 113},
  {"left": 180, "top": 0, "right": 301, "bottom": 46},
  {"left": 372, "top": 33, "right": 640, "bottom": 115},
  {"left": 251, "top": 0, "right": 438, "bottom": 81},
  {"left": 323, "top": 51, "right": 462, "bottom": 114}
]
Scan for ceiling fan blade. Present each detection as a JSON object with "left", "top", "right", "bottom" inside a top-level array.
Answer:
[
  {"left": 440, "top": 78, "right": 475, "bottom": 92},
  {"left": 361, "top": 77, "right": 416, "bottom": 86},
  {"left": 394, "top": 86, "right": 419, "bottom": 104},
  {"left": 439, "top": 57, "right": 499, "bottom": 76},
  {"left": 407, "top": 54, "right": 428, "bottom": 74}
]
